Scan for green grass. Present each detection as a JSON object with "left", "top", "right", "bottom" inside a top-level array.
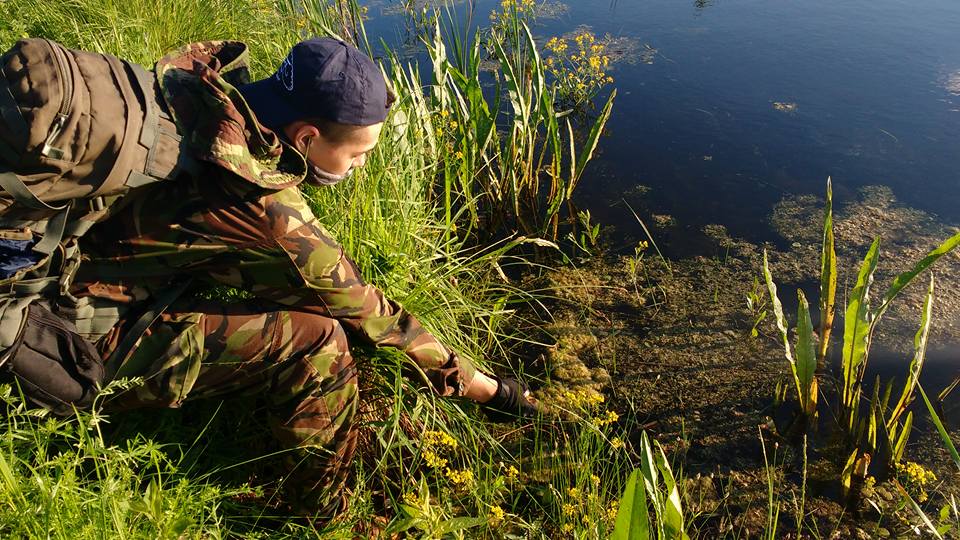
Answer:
[{"left": 0, "top": 0, "right": 639, "bottom": 537}]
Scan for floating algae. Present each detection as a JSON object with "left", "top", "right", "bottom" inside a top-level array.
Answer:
[
  {"left": 772, "top": 101, "right": 798, "bottom": 113},
  {"left": 945, "top": 70, "right": 960, "bottom": 95}
]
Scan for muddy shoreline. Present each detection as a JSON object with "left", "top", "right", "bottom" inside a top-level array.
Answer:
[{"left": 536, "top": 185, "right": 960, "bottom": 537}]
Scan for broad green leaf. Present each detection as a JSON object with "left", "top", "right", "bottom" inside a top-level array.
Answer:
[
  {"left": 919, "top": 385, "right": 960, "bottom": 472},
  {"left": 638, "top": 432, "right": 664, "bottom": 537},
  {"left": 888, "top": 275, "right": 935, "bottom": 429},
  {"left": 875, "top": 231, "right": 960, "bottom": 322},
  {"left": 841, "top": 237, "right": 880, "bottom": 417},
  {"left": 611, "top": 469, "right": 651, "bottom": 540},
  {"left": 818, "top": 177, "right": 837, "bottom": 365},
  {"left": 796, "top": 290, "right": 818, "bottom": 415},
  {"left": 434, "top": 516, "right": 488, "bottom": 535},
  {"left": 763, "top": 251, "right": 799, "bottom": 401},
  {"left": 655, "top": 441, "right": 689, "bottom": 540}
]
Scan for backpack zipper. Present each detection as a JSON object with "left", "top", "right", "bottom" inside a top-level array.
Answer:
[{"left": 40, "top": 40, "right": 74, "bottom": 160}]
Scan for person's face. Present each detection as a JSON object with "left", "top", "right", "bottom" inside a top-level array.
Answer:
[{"left": 285, "top": 122, "right": 383, "bottom": 177}]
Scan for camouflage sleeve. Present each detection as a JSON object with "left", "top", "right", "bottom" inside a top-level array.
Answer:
[{"left": 245, "top": 187, "right": 477, "bottom": 397}]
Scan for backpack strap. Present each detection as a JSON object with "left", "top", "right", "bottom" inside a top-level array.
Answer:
[
  {"left": 106, "top": 277, "right": 193, "bottom": 379},
  {"left": 124, "top": 63, "right": 199, "bottom": 189},
  {"left": 0, "top": 170, "right": 69, "bottom": 257}
]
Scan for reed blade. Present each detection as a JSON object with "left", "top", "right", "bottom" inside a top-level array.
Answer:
[
  {"left": 817, "top": 177, "right": 837, "bottom": 367},
  {"left": 893, "top": 411, "right": 912, "bottom": 464},
  {"left": 888, "top": 275, "right": 935, "bottom": 429},
  {"left": 895, "top": 480, "right": 945, "bottom": 539},
  {"left": 570, "top": 89, "right": 616, "bottom": 197},
  {"left": 919, "top": 385, "right": 960, "bottom": 473},
  {"left": 875, "top": 230, "right": 960, "bottom": 323}
]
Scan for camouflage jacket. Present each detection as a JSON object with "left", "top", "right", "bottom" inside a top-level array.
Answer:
[{"left": 70, "top": 41, "right": 475, "bottom": 397}]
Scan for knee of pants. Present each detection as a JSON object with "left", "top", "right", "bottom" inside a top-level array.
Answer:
[{"left": 285, "top": 312, "right": 354, "bottom": 382}]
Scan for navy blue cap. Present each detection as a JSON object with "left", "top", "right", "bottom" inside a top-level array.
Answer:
[{"left": 240, "top": 38, "right": 389, "bottom": 131}]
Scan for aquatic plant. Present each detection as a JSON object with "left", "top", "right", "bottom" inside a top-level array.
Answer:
[
  {"left": 417, "top": 13, "right": 616, "bottom": 241},
  {"left": 544, "top": 30, "right": 615, "bottom": 108},
  {"left": 611, "top": 432, "right": 688, "bottom": 540},
  {"left": 763, "top": 177, "right": 960, "bottom": 502}
]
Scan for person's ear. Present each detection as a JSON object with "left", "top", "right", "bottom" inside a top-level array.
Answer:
[{"left": 286, "top": 123, "right": 320, "bottom": 153}]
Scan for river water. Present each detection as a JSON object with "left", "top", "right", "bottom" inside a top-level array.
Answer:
[{"left": 366, "top": 0, "right": 960, "bottom": 257}]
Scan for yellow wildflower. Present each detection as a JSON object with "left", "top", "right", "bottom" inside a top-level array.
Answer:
[
  {"left": 606, "top": 500, "right": 619, "bottom": 522},
  {"left": 610, "top": 437, "right": 625, "bottom": 450},
  {"left": 445, "top": 467, "right": 474, "bottom": 486},
  {"left": 424, "top": 430, "right": 458, "bottom": 450},
  {"left": 562, "top": 502, "right": 576, "bottom": 516},
  {"left": 562, "top": 523, "right": 574, "bottom": 533},
  {"left": 567, "top": 487, "right": 581, "bottom": 499},
  {"left": 489, "top": 504, "right": 505, "bottom": 525},
  {"left": 423, "top": 449, "right": 447, "bottom": 469},
  {"left": 591, "top": 474, "right": 601, "bottom": 487}
]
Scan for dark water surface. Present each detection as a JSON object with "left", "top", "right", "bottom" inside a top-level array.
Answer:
[{"left": 365, "top": 0, "right": 960, "bottom": 256}]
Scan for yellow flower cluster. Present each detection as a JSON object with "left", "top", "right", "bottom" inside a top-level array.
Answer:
[
  {"left": 606, "top": 500, "right": 619, "bottom": 522},
  {"left": 422, "top": 430, "right": 458, "bottom": 469},
  {"left": 593, "top": 409, "right": 620, "bottom": 427},
  {"left": 561, "top": 388, "right": 605, "bottom": 410},
  {"left": 505, "top": 464, "right": 520, "bottom": 482},
  {"left": 543, "top": 30, "right": 614, "bottom": 107},
  {"left": 490, "top": 0, "right": 536, "bottom": 23},
  {"left": 489, "top": 504, "right": 505, "bottom": 525},
  {"left": 444, "top": 467, "right": 474, "bottom": 486},
  {"left": 896, "top": 460, "right": 937, "bottom": 502},
  {"left": 610, "top": 437, "right": 625, "bottom": 450}
]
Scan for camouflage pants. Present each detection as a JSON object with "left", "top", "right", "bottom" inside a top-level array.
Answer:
[{"left": 101, "top": 302, "right": 359, "bottom": 516}]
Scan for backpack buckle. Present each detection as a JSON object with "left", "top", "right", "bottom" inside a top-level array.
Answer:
[{"left": 89, "top": 196, "right": 105, "bottom": 212}]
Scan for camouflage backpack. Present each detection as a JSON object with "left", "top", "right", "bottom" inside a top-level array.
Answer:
[{"left": 0, "top": 38, "right": 197, "bottom": 414}]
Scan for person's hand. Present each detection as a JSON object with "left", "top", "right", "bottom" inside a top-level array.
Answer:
[{"left": 480, "top": 377, "right": 541, "bottom": 423}]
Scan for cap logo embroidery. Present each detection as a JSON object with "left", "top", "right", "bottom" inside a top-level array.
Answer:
[{"left": 276, "top": 56, "right": 295, "bottom": 91}]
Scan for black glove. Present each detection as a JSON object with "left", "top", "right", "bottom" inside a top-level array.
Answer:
[{"left": 481, "top": 377, "right": 540, "bottom": 423}]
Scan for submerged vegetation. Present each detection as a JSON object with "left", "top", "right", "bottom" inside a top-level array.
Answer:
[{"left": 1, "top": 0, "right": 958, "bottom": 538}]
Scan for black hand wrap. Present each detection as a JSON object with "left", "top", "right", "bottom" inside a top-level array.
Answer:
[{"left": 481, "top": 377, "right": 540, "bottom": 423}]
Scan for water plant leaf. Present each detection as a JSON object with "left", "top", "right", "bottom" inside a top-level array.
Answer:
[
  {"left": 763, "top": 250, "right": 803, "bottom": 411},
  {"left": 841, "top": 237, "right": 880, "bottom": 426},
  {"left": 434, "top": 516, "right": 488, "bottom": 535},
  {"left": 893, "top": 411, "right": 912, "bottom": 464},
  {"left": 919, "top": 385, "right": 960, "bottom": 472},
  {"left": 817, "top": 177, "right": 837, "bottom": 367},
  {"left": 611, "top": 469, "right": 651, "bottom": 540},
  {"left": 875, "top": 230, "right": 960, "bottom": 324},
  {"left": 795, "top": 290, "right": 818, "bottom": 415},
  {"left": 762, "top": 250, "right": 793, "bottom": 366},
  {"left": 570, "top": 89, "right": 616, "bottom": 196},
  {"left": 655, "top": 440, "right": 688, "bottom": 540},
  {"left": 888, "top": 275, "right": 934, "bottom": 430},
  {"left": 840, "top": 448, "right": 858, "bottom": 499}
]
